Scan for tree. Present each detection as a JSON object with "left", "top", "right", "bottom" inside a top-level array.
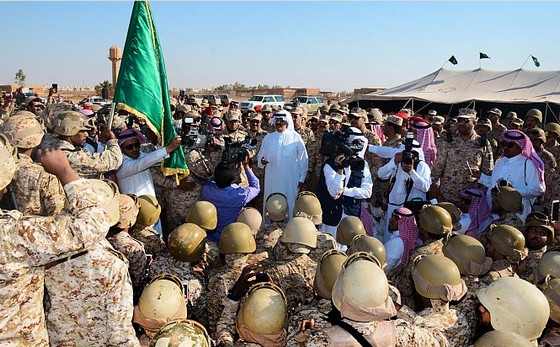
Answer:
[
  {"left": 14, "top": 69, "right": 26, "bottom": 86},
  {"left": 95, "top": 80, "right": 113, "bottom": 98}
]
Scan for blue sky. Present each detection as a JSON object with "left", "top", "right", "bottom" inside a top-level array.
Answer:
[{"left": 1, "top": 1, "right": 559, "bottom": 92}]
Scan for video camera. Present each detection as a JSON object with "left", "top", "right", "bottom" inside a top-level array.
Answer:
[
  {"left": 222, "top": 136, "right": 257, "bottom": 167},
  {"left": 319, "top": 128, "right": 365, "bottom": 168},
  {"left": 402, "top": 132, "right": 419, "bottom": 165},
  {"left": 176, "top": 116, "right": 220, "bottom": 149}
]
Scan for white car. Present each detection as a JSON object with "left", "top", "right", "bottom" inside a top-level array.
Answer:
[
  {"left": 240, "top": 95, "right": 285, "bottom": 113},
  {"left": 80, "top": 96, "right": 110, "bottom": 106}
]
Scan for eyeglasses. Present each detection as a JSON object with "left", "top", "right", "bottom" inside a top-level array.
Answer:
[
  {"left": 124, "top": 142, "right": 141, "bottom": 150},
  {"left": 500, "top": 141, "right": 516, "bottom": 148}
]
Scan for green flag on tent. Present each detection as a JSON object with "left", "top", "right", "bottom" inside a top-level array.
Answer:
[
  {"left": 479, "top": 52, "right": 490, "bottom": 59},
  {"left": 448, "top": 55, "right": 458, "bottom": 65},
  {"left": 531, "top": 55, "right": 541, "bottom": 67},
  {"left": 113, "top": 1, "right": 188, "bottom": 177}
]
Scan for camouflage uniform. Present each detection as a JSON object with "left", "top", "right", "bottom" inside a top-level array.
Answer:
[
  {"left": 45, "top": 239, "right": 139, "bottom": 347},
  {"left": 488, "top": 122, "right": 507, "bottom": 143},
  {"left": 545, "top": 143, "right": 560, "bottom": 163},
  {"left": 517, "top": 246, "right": 546, "bottom": 282},
  {"left": 41, "top": 134, "right": 123, "bottom": 179},
  {"left": 255, "top": 222, "right": 285, "bottom": 255},
  {"left": 0, "top": 180, "right": 110, "bottom": 346},
  {"left": 481, "top": 258, "right": 519, "bottom": 284},
  {"left": 310, "top": 129, "right": 328, "bottom": 193},
  {"left": 286, "top": 298, "right": 332, "bottom": 347},
  {"left": 489, "top": 212, "right": 524, "bottom": 231},
  {"left": 539, "top": 323, "right": 560, "bottom": 347},
  {"left": 396, "top": 239, "right": 445, "bottom": 310},
  {"left": 431, "top": 132, "right": 493, "bottom": 206},
  {"left": 296, "top": 126, "right": 316, "bottom": 191},
  {"left": 129, "top": 224, "right": 166, "bottom": 256},
  {"left": 449, "top": 276, "right": 484, "bottom": 345},
  {"left": 246, "top": 129, "right": 267, "bottom": 210},
  {"left": 12, "top": 153, "right": 65, "bottom": 216},
  {"left": 106, "top": 231, "right": 147, "bottom": 291},
  {"left": 363, "top": 128, "right": 382, "bottom": 180},
  {"left": 536, "top": 147, "right": 557, "bottom": 205},
  {"left": 149, "top": 251, "right": 208, "bottom": 326},
  {"left": 307, "top": 231, "right": 338, "bottom": 263}
]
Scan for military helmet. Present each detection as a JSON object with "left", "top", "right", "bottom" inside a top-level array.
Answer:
[
  {"left": 443, "top": 233, "right": 492, "bottom": 276},
  {"left": 336, "top": 216, "right": 367, "bottom": 245},
  {"left": 42, "top": 102, "right": 73, "bottom": 130},
  {"left": 477, "top": 277, "right": 550, "bottom": 340},
  {"left": 534, "top": 249, "right": 560, "bottom": 285},
  {"left": 149, "top": 319, "right": 211, "bottom": 347},
  {"left": 347, "top": 234, "right": 387, "bottom": 267},
  {"left": 544, "top": 122, "right": 560, "bottom": 137},
  {"left": 137, "top": 195, "right": 161, "bottom": 225},
  {"left": 293, "top": 191, "right": 323, "bottom": 225},
  {"left": 89, "top": 179, "right": 121, "bottom": 227},
  {"left": 313, "top": 249, "right": 348, "bottom": 300},
  {"left": 412, "top": 255, "right": 466, "bottom": 301},
  {"left": 417, "top": 205, "right": 452, "bottom": 235},
  {"left": 527, "top": 127, "right": 547, "bottom": 143},
  {"left": 473, "top": 331, "right": 533, "bottom": 347},
  {"left": 491, "top": 186, "right": 522, "bottom": 212},
  {"left": 280, "top": 217, "right": 317, "bottom": 253},
  {"left": 0, "top": 112, "right": 45, "bottom": 149},
  {"left": 116, "top": 194, "right": 140, "bottom": 229},
  {"left": 525, "top": 212, "right": 554, "bottom": 241},
  {"left": 262, "top": 104, "right": 273, "bottom": 113},
  {"left": 265, "top": 193, "right": 289, "bottom": 222},
  {"left": 0, "top": 134, "right": 17, "bottom": 191},
  {"left": 435, "top": 202, "right": 462, "bottom": 225},
  {"left": 542, "top": 277, "right": 560, "bottom": 324},
  {"left": 168, "top": 223, "right": 207, "bottom": 262},
  {"left": 236, "top": 282, "right": 287, "bottom": 337},
  {"left": 219, "top": 222, "right": 256, "bottom": 254},
  {"left": 486, "top": 224, "right": 526, "bottom": 259},
  {"left": 236, "top": 207, "right": 262, "bottom": 234},
  {"left": 135, "top": 274, "right": 187, "bottom": 338},
  {"left": 525, "top": 108, "right": 543, "bottom": 123},
  {"left": 185, "top": 201, "right": 217, "bottom": 230},
  {"left": 51, "top": 111, "right": 93, "bottom": 136},
  {"left": 332, "top": 252, "right": 394, "bottom": 322}
]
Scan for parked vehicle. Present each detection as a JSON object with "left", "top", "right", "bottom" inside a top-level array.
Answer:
[
  {"left": 219, "top": 94, "right": 232, "bottom": 107},
  {"left": 204, "top": 94, "right": 221, "bottom": 106},
  {"left": 79, "top": 96, "right": 110, "bottom": 106},
  {"left": 284, "top": 96, "right": 324, "bottom": 113},
  {"left": 240, "top": 95, "right": 285, "bottom": 114}
]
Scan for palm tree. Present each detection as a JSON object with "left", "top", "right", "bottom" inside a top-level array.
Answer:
[{"left": 95, "top": 80, "right": 112, "bottom": 99}]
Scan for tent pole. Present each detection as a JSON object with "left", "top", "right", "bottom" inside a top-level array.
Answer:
[
  {"left": 545, "top": 102, "right": 548, "bottom": 124},
  {"left": 412, "top": 98, "right": 415, "bottom": 113}
]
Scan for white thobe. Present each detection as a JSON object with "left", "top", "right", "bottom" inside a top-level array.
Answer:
[
  {"left": 258, "top": 130, "right": 308, "bottom": 222},
  {"left": 479, "top": 153, "right": 543, "bottom": 222},
  {"left": 384, "top": 233, "right": 404, "bottom": 271},
  {"left": 377, "top": 159, "right": 431, "bottom": 243},
  {"left": 116, "top": 148, "right": 168, "bottom": 197}
]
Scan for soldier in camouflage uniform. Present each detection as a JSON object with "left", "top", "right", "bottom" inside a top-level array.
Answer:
[
  {"left": 0, "top": 111, "right": 65, "bottom": 216},
  {"left": 476, "top": 118, "right": 499, "bottom": 157},
  {"left": 41, "top": 111, "right": 123, "bottom": 179},
  {"left": 260, "top": 104, "right": 275, "bottom": 133},
  {"left": 544, "top": 122, "right": 560, "bottom": 163},
  {"left": 255, "top": 193, "right": 288, "bottom": 254},
  {"left": 430, "top": 108, "right": 494, "bottom": 206},
  {"left": 0, "top": 146, "right": 112, "bottom": 346},
  {"left": 517, "top": 212, "right": 555, "bottom": 282},
  {"left": 129, "top": 195, "right": 167, "bottom": 257},
  {"left": 528, "top": 128, "right": 557, "bottom": 206},
  {"left": 486, "top": 107, "right": 508, "bottom": 145},
  {"left": 246, "top": 112, "right": 267, "bottom": 211},
  {"left": 291, "top": 107, "right": 316, "bottom": 191},
  {"left": 309, "top": 112, "right": 330, "bottom": 193},
  {"left": 150, "top": 319, "right": 212, "bottom": 347},
  {"left": 481, "top": 224, "right": 526, "bottom": 284}
]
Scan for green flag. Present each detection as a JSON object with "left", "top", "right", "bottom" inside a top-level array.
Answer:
[
  {"left": 531, "top": 55, "right": 541, "bottom": 67},
  {"left": 114, "top": 1, "right": 188, "bottom": 177},
  {"left": 448, "top": 55, "right": 458, "bottom": 65},
  {"left": 479, "top": 52, "right": 490, "bottom": 59}
]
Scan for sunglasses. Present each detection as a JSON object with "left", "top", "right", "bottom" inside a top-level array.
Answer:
[
  {"left": 329, "top": 120, "right": 339, "bottom": 125},
  {"left": 348, "top": 115, "right": 360, "bottom": 120},
  {"left": 457, "top": 117, "right": 471, "bottom": 123},
  {"left": 250, "top": 120, "right": 260, "bottom": 124},
  {"left": 500, "top": 141, "right": 516, "bottom": 148},
  {"left": 124, "top": 142, "right": 141, "bottom": 150}
]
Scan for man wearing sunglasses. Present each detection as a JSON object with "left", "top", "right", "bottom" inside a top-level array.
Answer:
[{"left": 430, "top": 108, "right": 494, "bottom": 206}]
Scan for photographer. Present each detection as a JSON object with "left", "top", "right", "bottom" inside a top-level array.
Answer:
[
  {"left": 378, "top": 136, "right": 431, "bottom": 243},
  {"left": 317, "top": 127, "right": 373, "bottom": 239},
  {"left": 201, "top": 156, "right": 260, "bottom": 243}
]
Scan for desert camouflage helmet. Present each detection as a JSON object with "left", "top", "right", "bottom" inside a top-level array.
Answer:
[
  {"left": 435, "top": 202, "right": 462, "bottom": 226},
  {"left": 418, "top": 205, "right": 453, "bottom": 235},
  {"left": 88, "top": 179, "right": 121, "bottom": 227},
  {"left": 116, "top": 194, "right": 140, "bottom": 229},
  {"left": 491, "top": 186, "right": 522, "bottom": 212},
  {"left": 534, "top": 249, "right": 560, "bottom": 286},
  {"left": 236, "top": 282, "right": 288, "bottom": 337},
  {"left": 0, "top": 134, "right": 18, "bottom": 191},
  {"left": 544, "top": 122, "right": 560, "bottom": 137},
  {"left": 412, "top": 254, "right": 467, "bottom": 301},
  {"left": 332, "top": 252, "right": 394, "bottom": 322},
  {"left": 293, "top": 191, "right": 323, "bottom": 225},
  {"left": 527, "top": 127, "right": 547, "bottom": 143},
  {"left": 336, "top": 216, "right": 367, "bottom": 245},
  {"left": 137, "top": 195, "right": 161, "bottom": 226},
  {"left": 443, "top": 233, "right": 492, "bottom": 276},
  {"left": 0, "top": 112, "right": 45, "bottom": 148},
  {"left": 42, "top": 102, "right": 73, "bottom": 130},
  {"left": 347, "top": 234, "right": 387, "bottom": 267},
  {"left": 265, "top": 193, "right": 289, "bottom": 222},
  {"left": 185, "top": 201, "right": 217, "bottom": 230},
  {"left": 236, "top": 207, "right": 262, "bottom": 234},
  {"left": 280, "top": 217, "right": 317, "bottom": 253},
  {"left": 219, "top": 222, "right": 256, "bottom": 254},
  {"left": 313, "top": 249, "right": 348, "bottom": 300},
  {"left": 477, "top": 277, "right": 550, "bottom": 340},
  {"left": 149, "top": 319, "right": 211, "bottom": 347},
  {"left": 51, "top": 111, "right": 93, "bottom": 136},
  {"left": 525, "top": 108, "right": 543, "bottom": 123},
  {"left": 168, "top": 223, "right": 207, "bottom": 262},
  {"left": 135, "top": 274, "right": 187, "bottom": 338},
  {"left": 486, "top": 224, "right": 526, "bottom": 260},
  {"left": 473, "top": 331, "right": 533, "bottom": 347}
]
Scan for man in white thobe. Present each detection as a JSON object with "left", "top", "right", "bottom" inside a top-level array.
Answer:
[{"left": 258, "top": 110, "right": 308, "bottom": 222}]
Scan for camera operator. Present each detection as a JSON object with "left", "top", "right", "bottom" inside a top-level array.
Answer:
[
  {"left": 378, "top": 135, "right": 431, "bottom": 243},
  {"left": 316, "top": 127, "right": 373, "bottom": 239},
  {"left": 201, "top": 155, "right": 260, "bottom": 243}
]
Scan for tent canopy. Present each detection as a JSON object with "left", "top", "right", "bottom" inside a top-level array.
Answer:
[{"left": 357, "top": 68, "right": 560, "bottom": 105}]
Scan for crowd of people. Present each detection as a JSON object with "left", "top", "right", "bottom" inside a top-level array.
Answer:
[{"left": 1, "top": 91, "right": 560, "bottom": 346}]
